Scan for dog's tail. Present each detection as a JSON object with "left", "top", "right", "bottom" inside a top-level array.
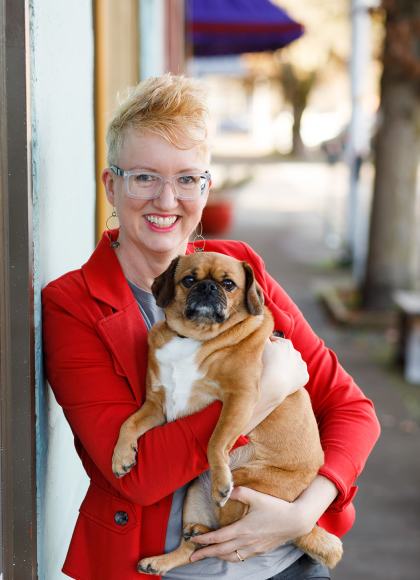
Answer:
[{"left": 295, "top": 525, "right": 343, "bottom": 569}]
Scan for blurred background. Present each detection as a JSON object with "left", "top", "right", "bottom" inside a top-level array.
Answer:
[{"left": 1, "top": 1, "right": 419, "bottom": 578}]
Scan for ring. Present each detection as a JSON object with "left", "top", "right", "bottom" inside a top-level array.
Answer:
[{"left": 235, "top": 549, "right": 245, "bottom": 562}]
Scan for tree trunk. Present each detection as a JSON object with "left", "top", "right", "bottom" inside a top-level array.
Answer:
[
  {"left": 362, "top": 0, "right": 420, "bottom": 309},
  {"left": 292, "top": 102, "right": 305, "bottom": 157},
  {"left": 278, "top": 63, "right": 316, "bottom": 158}
]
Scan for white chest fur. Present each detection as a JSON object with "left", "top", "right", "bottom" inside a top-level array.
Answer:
[{"left": 155, "top": 336, "right": 204, "bottom": 422}]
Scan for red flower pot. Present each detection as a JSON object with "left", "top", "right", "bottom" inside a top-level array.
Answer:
[{"left": 201, "top": 200, "right": 233, "bottom": 236}]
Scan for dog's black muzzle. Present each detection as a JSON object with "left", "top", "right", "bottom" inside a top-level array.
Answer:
[{"left": 185, "top": 280, "right": 227, "bottom": 323}]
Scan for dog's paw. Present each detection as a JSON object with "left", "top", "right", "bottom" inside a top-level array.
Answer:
[
  {"left": 111, "top": 441, "right": 137, "bottom": 478},
  {"left": 137, "top": 556, "right": 172, "bottom": 576},
  {"left": 137, "top": 558, "right": 161, "bottom": 576},
  {"left": 211, "top": 471, "right": 233, "bottom": 507},
  {"left": 183, "top": 523, "right": 212, "bottom": 542},
  {"left": 295, "top": 526, "right": 343, "bottom": 570},
  {"left": 314, "top": 534, "right": 343, "bottom": 569}
]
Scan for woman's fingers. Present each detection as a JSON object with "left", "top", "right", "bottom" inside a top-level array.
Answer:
[
  {"left": 216, "top": 547, "right": 257, "bottom": 563},
  {"left": 190, "top": 487, "right": 264, "bottom": 562},
  {"left": 192, "top": 487, "right": 258, "bottom": 545},
  {"left": 192, "top": 519, "right": 243, "bottom": 546},
  {"left": 191, "top": 539, "right": 244, "bottom": 562},
  {"left": 264, "top": 337, "right": 309, "bottom": 391}
]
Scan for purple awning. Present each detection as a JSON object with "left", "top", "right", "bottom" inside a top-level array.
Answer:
[{"left": 186, "top": 0, "right": 304, "bottom": 57}]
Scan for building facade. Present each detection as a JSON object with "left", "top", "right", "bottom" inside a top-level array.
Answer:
[{"left": 0, "top": 1, "right": 185, "bottom": 577}]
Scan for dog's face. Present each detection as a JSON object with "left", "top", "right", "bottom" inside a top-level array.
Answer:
[{"left": 151, "top": 252, "right": 264, "bottom": 340}]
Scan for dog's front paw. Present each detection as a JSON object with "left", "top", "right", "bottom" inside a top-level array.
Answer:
[
  {"left": 112, "top": 440, "right": 137, "bottom": 478},
  {"left": 183, "top": 523, "right": 212, "bottom": 542},
  {"left": 211, "top": 469, "right": 233, "bottom": 507},
  {"left": 137, "top": 556, "right": 172, "bottom": 576},
  {"left": 137, "top": 558, "right": 161, "bottom": 576}
]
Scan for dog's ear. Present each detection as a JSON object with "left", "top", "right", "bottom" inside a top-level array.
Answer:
[
  {"left": 242, "top": 261, "right": 264, "bottom": 315},
  {"left": 152, "top": 256, "right": 180, "bottom": 308}
]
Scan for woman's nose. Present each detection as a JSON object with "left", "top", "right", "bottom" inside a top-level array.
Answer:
[{"left": 154, "top": 180, "right": 179, "bottom": 209}]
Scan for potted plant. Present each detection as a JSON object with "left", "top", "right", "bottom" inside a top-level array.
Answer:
[{"left": 202, "top": 172, "right": 252, "bottom": 236}]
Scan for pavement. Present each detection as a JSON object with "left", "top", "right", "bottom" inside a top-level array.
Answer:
[{"left": 214, "top": 159, "right": 420, "bottom": 580}]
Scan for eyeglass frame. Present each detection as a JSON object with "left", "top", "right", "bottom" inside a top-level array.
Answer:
[{"left": 109, "top": 164, "right": 211, "bottom": 201}]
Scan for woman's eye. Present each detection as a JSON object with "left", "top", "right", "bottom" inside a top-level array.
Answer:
[
  {"left": 221, "top": 279, "right": 236, "bottom": 291},
  {"left": 181, "top": 275, "right": 195, "bottom": 288},
  {"left": 178, "top": 175, "right": 198, "bottom": 185},
  {"left": 135, "top": 173, "right": 157, "bottom": 183}
]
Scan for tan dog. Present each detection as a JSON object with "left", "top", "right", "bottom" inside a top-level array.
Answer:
[{"left": 112, "top": 252, "right": 343, "bottom": 575}]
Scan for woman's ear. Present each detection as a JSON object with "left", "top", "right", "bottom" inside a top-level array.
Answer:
[{"left": 102, "top": 168, "right": 115, "bottom": 206}]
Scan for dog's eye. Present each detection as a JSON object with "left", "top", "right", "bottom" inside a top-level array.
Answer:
[
  {"left": 181, "top": 275, "right": 195, "bottom": 288},
  {"left": 221, "top": 279, "right": 236, "bottom": 292}
]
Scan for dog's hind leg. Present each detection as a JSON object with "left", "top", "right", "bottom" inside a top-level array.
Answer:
[
  {"left": 217, "top": 497, "right": 248, "bottom": 528},
  {"left": 137, "top": 477, "right": 216, "bottom": 575},
  {"left": 295, "top": 526, "right": 343, "bottom": 569}
]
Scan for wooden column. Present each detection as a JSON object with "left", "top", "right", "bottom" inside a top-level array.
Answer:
[
  {"left": 94, "top": 0, "right": 140, "bottom": 241},
  {"left": 165, "top": 0, "right": 186, "bottom": 74}
]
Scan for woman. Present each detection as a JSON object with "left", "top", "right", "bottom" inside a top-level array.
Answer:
[{"left": 42, "top": 74, "right": 380, "bottom": 580}]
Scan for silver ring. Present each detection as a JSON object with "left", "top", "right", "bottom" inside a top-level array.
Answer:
[{"left": 235, "top": 549, "right": 245, "bottom": 562}]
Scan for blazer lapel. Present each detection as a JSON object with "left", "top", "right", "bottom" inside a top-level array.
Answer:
[
  {"left": 96, "top": 304, "right": 148, "bottom": 406},
  {"left": 82, "top": 229, "right": 148, "bottom": 406}
]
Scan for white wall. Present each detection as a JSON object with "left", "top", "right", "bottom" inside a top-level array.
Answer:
[{"left": 30, "top": 0, "right": 95, "bottom": 577}]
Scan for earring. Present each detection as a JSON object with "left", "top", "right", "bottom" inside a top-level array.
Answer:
[
  {"left": 192, "top": 221, "right": 206, "bottom": 252},
  {"left": 106, "top": 207, "right": 119, "bottom": 230},
  {"left": 106, "top": 208, "right": 120, "bottom": 248}
]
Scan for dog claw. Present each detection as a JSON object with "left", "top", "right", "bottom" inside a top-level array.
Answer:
[
  {"left": 183, "top": 523, "right": 212, "bottom": 542},
  {"left": 112, "top": 456, "right": 136, "bottom": 478},
  {"left": 137, "top": 562, "right": 159, "bottom": 575},
  {"left": 220, "top": 486, "right": 231, "bottom": 498},
  {"left": 122, "top": 461, "right": 136, "bottom": 473},
  {"left": 213, "top": 481, "right": 233, "bottom": 506},
  {"left": 183, "top": 529, "right": 201, "bottom": 541}
]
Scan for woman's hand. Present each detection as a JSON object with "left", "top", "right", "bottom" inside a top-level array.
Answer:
[
  {"left": 262, "top": 335, "right": 309, "bottom": 396},
  {"left": 244, "top": 336, "right": 309, "bottom": 434},
  {"left": 190, "top": 476, "right": 338, "bottom": 564},
  {"left": 190, "top": 486, "right": 309, "bottom": 563}
]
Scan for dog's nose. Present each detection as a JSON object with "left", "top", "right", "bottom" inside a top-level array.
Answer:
[{"left": 197, "top": 280, "right": 218, "bottom": 296}]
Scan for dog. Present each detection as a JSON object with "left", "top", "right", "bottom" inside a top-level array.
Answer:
[{"left": 112, "top": 252, "right": 343, "bottom": 575}]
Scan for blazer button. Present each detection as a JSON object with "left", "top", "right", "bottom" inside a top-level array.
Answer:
[{"left": 114, "top": 511, "right": 129, "bottom": 526}]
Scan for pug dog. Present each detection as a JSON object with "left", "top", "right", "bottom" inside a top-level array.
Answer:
[{"left": 112, "top": 252, "right": 343, "bottom": 575}]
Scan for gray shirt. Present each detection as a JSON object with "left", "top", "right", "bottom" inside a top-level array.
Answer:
[{"left": 128, "top": 280, "right": 303, "bottom": 579}]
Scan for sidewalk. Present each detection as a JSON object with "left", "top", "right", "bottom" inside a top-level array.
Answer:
[{"left": 218, "top": 160, "right": 420, "bottom": 580}]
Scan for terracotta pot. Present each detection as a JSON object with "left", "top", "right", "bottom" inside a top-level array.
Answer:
[{"left": 201, "top": 200, "right": 233, "bottom": 235}]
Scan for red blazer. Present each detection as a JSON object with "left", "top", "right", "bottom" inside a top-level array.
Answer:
[{"left": 42, "top": 229, "right": 380, "bottom": 580}]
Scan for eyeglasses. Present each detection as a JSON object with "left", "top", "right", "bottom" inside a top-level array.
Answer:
[{"left": 110, "top": 165, "right": 211, "bottom": 201}]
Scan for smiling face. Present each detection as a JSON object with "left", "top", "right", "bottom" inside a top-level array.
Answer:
[{"left": 102, "top": 129, "right": 210, "bottom": 260}]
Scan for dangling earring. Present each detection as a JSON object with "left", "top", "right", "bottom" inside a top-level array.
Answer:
[
  {"left": 192, "top": 221, "right": 206, "bottom": 252},
  {"left": 106, "top": 207, "right": 120, "bottom": 248},
  {"left": 106, "top": 207, "right": 119, "bottom": 230}
]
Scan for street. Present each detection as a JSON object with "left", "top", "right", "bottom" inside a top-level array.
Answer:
[{"left": 216, "top": 159, "right": 420, "bottom": 580}]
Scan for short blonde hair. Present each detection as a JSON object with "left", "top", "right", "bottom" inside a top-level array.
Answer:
[{"left": 106, "top": 74, "right": 209, "bottom": 165}]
